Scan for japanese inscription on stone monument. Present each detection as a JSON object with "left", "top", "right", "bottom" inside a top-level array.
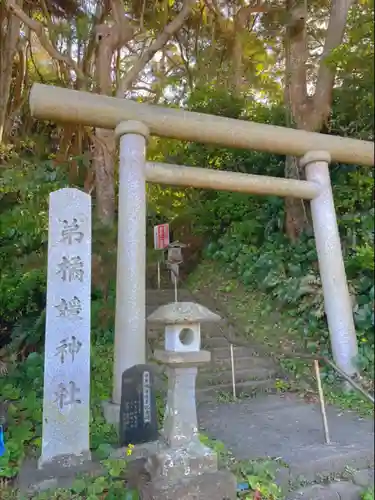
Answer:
[
  {"left": 119, "top": 365, "right": 158, "bottom": 446},
  {"left": 39, "top": 188, "right": 92, "bottom": 469}
]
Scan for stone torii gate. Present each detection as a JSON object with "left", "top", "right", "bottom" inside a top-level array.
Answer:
[{"left": 30, "top": 83, "right": 374, "bottom": 423}]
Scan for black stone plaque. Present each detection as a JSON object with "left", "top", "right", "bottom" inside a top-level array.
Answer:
[{"left": 119, "top": 364, "right": 158, "bottom": 446}]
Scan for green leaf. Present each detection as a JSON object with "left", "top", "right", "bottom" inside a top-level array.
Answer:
[
  {"left": 71, "top": 478, "right": 87, "bottom": 494},
  {"left": 96, "top": 442, "right": 113, "bottom": 460},
  {"left": 247, "top": 475, "right": 261, "bottom": 490}
]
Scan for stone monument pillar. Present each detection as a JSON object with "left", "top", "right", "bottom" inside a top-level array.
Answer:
[{"left": 139, "top": 301, "right": 237, "bottom": 499}]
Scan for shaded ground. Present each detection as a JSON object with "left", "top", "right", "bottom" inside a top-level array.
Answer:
[{"left": 198, "top": 393, "right": 374, "bottom": 486}]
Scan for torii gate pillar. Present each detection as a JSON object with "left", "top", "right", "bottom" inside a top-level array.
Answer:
[
  {"left": 102, "top": 121, "right": 149, "bottom": 424},
  {"left": 301, "top": 151, "right": 358, "bottom": 376}
]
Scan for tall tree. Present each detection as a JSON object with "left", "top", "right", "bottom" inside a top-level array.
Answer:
[
  {"left": 0, "top": 0, "right": 23, "bottom": 143},
  {"left": 283, "top": 0, "right": 355, "bottom": 240},
  {"left": 1, "top": 0, "right": 81, "bottom": 143},
  {"left": 4, "top": 0, "right": 196, "bottom": 225}
]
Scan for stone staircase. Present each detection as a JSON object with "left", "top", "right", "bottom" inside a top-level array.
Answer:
[
  {"left": 146, "top": 288, "right": 281, "bottom": 401},
  {"left": 146, "top": 287, "right": 374, "bottom": 499}
]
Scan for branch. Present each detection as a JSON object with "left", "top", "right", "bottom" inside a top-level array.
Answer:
[
  {"left": 175, "top": 33, "right": 194, "bottom": 90},
  {"left": 95, "top": 0, "right": 135, "bottom": 94},
  {"left": 311, "top": 0, "right": 355, "bottom": 129},
  {"left": 133, "top": 86, "right": 157, "bottom": 94},
  {"left": 5, "top": 0, "right": 86, "bottom": 81},
  {"left": 116, "top": 0, "right": 195, "bottom": 97},
  {"left": 204, "top": 0, "right": 232, "bottom": 36},
  {"left": 205, "top": 0, "right": 279, "bottom": 33},
  {"left": 82, "top": 2, "right": 107, "bottom": 82},
  {"left": 28, "top": 40, "right": 46, "bottom": 84}
]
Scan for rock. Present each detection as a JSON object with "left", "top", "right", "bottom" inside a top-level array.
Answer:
[
  {"left": 139, "top": 469, "right": 237, "bottom": 500},
  {"left": 327, "top": 481, "right": 363, "bottom": 500},
  {"left": 287, "top": 481, "right": 364, "bottom": 500},
  {"left": 286, "top": 484, "right": 337, "bottom": 500},
  {"left": 352, "top": 469, "right": 374, "bottom": 488}
]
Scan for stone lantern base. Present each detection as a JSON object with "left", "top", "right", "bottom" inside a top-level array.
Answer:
[
  {"left": 139, "top": 469, "right": 237, "bottom": 500},
  {"left": 111, "top": 434, "right": 237, "bottom": 499},
  {"left": 120, "top": 301, "right": 237, "bottom": 499}
]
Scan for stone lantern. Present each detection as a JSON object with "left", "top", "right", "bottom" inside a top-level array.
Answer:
[{"left": 138, "top": 301, "right": 237, "bottom": 499}]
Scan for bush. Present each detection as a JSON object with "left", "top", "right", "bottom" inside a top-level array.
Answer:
[{"left": 0, "top": 145, "right": 67, "bottom": 349}]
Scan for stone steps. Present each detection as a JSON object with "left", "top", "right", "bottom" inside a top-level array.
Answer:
[
  {"left": 200, "top": 354, "right": 275, "bottom": 372},
  {"left": 210, "top": 345, "right": 261, "bottom": 359},
  {"left": 201, "top": 335, "right": 228, "bottom": 348},
  {"left": 196, "top": 379, "right": 276, "bottom": 401},
  {"left": 197, "top": 366, "right": 277, "bottom": 386},
  {"left": 146, "top": 289, "right": 192, "bottom": 306},
  {"left": 146, "top": 288, "right": 280, "bottom": 402}
]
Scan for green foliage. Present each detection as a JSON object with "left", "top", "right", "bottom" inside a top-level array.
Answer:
[
  {"left": 203, "top": 203, "right": 374, "bottom": 375},
  {"left": 233, "top": 459, "right": 282, "bottom": 499},
  {"left": 198, "top": 435, "right": 282, "bottom": 499},
  {"left": 362, "top": 487, "right": 375, "bottom": 500},
  {"left": 2, "top": 462, "right": 139, "bottom": 499},
  {"left": 330, "top": 0, "right": 374, "bottom": 140},
  {"left": 0, "top": 329, "right": 138, "bottom": 497},
  {"left": 199, "top": 433, "right": 234, "bottom": 469},
  {"left": 0, "top": 352, "right": 44, "bottom": 478},
  {"left": 0, "top": 144, "right": 67, "bottom": 350},
  {"left": 26, "top": 459, "right": 140, "bottom": 500},
  {"left": 172, "top": 87, "right": 375, "bottom": 379}
]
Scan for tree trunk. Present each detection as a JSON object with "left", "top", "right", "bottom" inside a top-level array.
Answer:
[
  {"left": 0, "top": 1, "right": 22, "bottom": 143},
  {"left": 284, "top": 156, "right": 309, "bottom": 240},
  {"left": 92, "top": 1, "right": 134, "bottom": 227},
  {"left": 92, "top": 27, "right": 117, "bottom": 227},
  {"left": 283, "top": 23, "right": 309, "bottom": 241},
  {"left": 92, "top": 127, "right": 116, "bottom": 226},
  {"left": 91, "top": 0, "right": 194, "bottom": 226},
  {"left": 283, "top": 0, "right": 354, "bottom": 240}
]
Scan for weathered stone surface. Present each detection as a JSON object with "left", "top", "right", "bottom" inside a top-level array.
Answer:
[
  {"left": 111, "top": 440, "right": 160, "bottom": 460},
  {"left": 18, "top": 457, "right": 103, "bottom": 494},
  {"left": 328, "top": 481, "right": 363, "bottom": 500},
  {"left": 39, "top": 188, "right": 92, "bottom": 468},
  {"left": 111, "top": 439, "right": 217, "bottom": 483},
  {"left": 351, "top": 468, "right": 374, "bottom": 488},
  {"left": 165, "top": 323, "right": 201, "bottom": 352},
  {"left": 154, "top": 349, "right": 211, "bottom": 367},
  {"left": 101, "top": 400, "right": 120, "bottom": 425},
  {"left": 147, "top": 441, "right": 217, "bottom": 481},
  {"left": 286, "top": 484, "right": 335, "bottom": 500},
  {"left": 139, "top": 469, "right": 237, "bottom": 500},
  {"left": 162, "top": 366, "right": 201, "bottom": 448},
  {"left": 287, "top": 481, "right": 363, "bottom": 500},
  {"left": 198, "top": 394, "right": 374, "bottom": 483},
  {"left": 147, "top": 302, "right": 221, "bottom": 324}
]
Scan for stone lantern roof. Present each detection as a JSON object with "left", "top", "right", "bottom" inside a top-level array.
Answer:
[{"left": 147, "top": 301, "right": 221, "bottom": 325}]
